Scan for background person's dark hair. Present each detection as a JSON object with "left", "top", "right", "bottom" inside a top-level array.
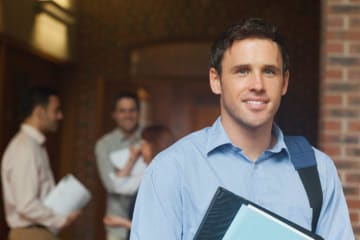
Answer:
[
  {"left": 210, "top": 18, "right": 290, "bottom": 76},
  {"left": 21, "top": 87, "right": 59, "bottom": 120},
  {"left": 141, "top": 124, "right": 174, "bottom": 156},
  {"left": 112, "top": 91, "right": 140, "bottom": 111}
]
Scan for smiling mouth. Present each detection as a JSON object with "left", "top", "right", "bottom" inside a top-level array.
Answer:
[
  {"left": 245, "top": 100, "right": 265, "bottom": 105},
  {"left": 244, "top": 100, "right": 268, "bottom": 110}
]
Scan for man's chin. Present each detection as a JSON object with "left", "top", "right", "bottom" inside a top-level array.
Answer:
[
  {"left": 46, "top": 126, "right": 58, "bottom": 133},
  {"left": 244, "top": 119, "right": 273, "bottom": 131},
  {"left": 120, "top": 125, "right": 137, "bottom": 134}
]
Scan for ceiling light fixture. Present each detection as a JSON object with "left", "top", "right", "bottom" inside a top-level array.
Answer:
[{"left": 35, "top": 0, "right": 75, "bottom": 25}]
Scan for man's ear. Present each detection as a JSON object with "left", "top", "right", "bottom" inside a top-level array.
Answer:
[
  {"left": 281, "top": 70, "right": 290, "bottom": 96},
  {"left": 31, "top": 105, "right": 47, "bottom": 125},
  {"left": 209, "top": 68, "right": 222, "bottom": 95},
  {"left": 33, "top": 105, "right": 44, "bottom": 118}
]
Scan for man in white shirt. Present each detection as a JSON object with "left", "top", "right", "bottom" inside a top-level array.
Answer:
[
  {"left": 95, "top": 91, "right": 143, "bottom": 240},
  {"left": 1, "top": 87, "right": 79, "bottom": 240}
]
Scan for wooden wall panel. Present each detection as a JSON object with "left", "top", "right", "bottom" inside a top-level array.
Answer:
[{"left": 0, "top": 38, "right": 8, "bottom": 240}]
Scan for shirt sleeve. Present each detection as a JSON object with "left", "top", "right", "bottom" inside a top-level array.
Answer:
[
  {"left": 130, "top": 154, "right": 183, "bottom": 239},
  {"left": 315, "top": 150, "right": 355, "bottom": 240},
  {"left": 95, "top": 140, "right": 117, "bottom": 193},
  {"left": 11, "top": 144, "right": 66, "bottom": 230}
]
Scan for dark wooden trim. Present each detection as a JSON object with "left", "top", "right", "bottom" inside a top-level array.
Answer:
[
  {"left": 0, "top": 39, "right": 7, "bottom": 150},
  {"left": 94, "top": 77, "right": 106, "bottom": 240},
  {"left": 0, "top": 36, "right": 9, "bottom": 240}
]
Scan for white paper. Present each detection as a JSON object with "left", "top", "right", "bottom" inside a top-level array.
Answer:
[
  {"left": 109, "top": 148, "right": 147, "bottom": 195},
  {"left": 109, "top": 148, "right": 146, "bottom": 175},
  {"left": 43, "top": 174, "right": 91, "bottom": 216},
  {"left": 109, "top": 172, "right": 143, "bottom": 195}
]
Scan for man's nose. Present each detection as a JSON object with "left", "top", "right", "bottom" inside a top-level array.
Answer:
[
  {"left": 58, "top": 112, "right": 64, "bottom": 120},
  {"left": 250, "top": 73, "right": 265, "bottom": 91}
]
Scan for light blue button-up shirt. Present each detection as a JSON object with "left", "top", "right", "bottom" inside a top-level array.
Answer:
[{"left": 131, "top": 118, "right": 354, "bottom": 240}]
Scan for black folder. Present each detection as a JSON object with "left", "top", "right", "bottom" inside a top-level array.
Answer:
[{"left": 193, "top": 187, "right": 324, "bottom": 240}]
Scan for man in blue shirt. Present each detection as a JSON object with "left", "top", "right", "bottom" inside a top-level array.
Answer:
[{"left": 131, "top": 18, "right": 354, "bottom": 240}]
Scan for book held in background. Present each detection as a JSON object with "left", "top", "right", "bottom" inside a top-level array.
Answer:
[
  {"left": 108, "top": 148, "right": 147, "bottom": 194},
  {"left": 109, "top": 147, "right": 146, "bottom": 175},
  {"left": 43, "top": 174, "right": 91, "bottom": 216},
  {"left": 193, "top": 187, "right": 324, "bottom": 240}
]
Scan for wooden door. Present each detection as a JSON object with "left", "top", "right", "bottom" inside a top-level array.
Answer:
[{"left": 135, "top": 77, "right": 219, "bottom": 139}]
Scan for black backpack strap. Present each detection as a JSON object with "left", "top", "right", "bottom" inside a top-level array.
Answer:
[{"left": 284, "top": 136, "right": 323, "bottom": 233}]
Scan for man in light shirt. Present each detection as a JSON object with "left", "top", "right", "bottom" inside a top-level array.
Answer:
[
  {"left": 1, "top": 87, "right": 79, "bottom": 240},
  {"left": 95, "top": 91, "right": 143, "bottom": 240},
  {"left": 131, "top": 18, "right": 354, "bottom": 239}
]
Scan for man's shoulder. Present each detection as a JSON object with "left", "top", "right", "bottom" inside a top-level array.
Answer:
[
  {"left": 96, "top": 129, "right": 119, "bottom": 147},
  {"left": 312, "top": 147, "right": 334, "bottom": 165},
  {"left": 151, "top": 127, "right": 210, "bottom": 165},
  {"left": 312, "top": 147, "right": 339, "bottom": 181},
  {"left": 6, "top": 130, "right": 35, "bottom": 150},
  {"left": 143, "top": 127, "right": 212, "bottom": 193},
  {"left": 284, "top": 140, "right": 337, "bottom": 179},
  {"left": 169, "top": 127, "right": 209, "bottom": 150},
  {"left": 2, "top": 131, "right": 36, "bottom": 164}
]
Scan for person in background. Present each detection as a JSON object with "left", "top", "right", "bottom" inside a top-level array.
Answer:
[
  {"left": 95, "top": 91, "right": 143, "bottom": 240},
  {"left": 1, "top": 87, "right": 79, "bottom": 240},
  {"left": 103, "top": 125, "right": 174, "bottom": 237},
  {"left": 130, "top": 18, "right": 354, "bottom": 240}
]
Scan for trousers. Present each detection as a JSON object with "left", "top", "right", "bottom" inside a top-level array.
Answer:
[{"left": 8, "top": 227, "right": 57, "bottom": 240}]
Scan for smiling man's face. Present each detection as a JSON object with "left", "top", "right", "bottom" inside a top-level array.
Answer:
[{"left": 210, "top": 38, "right": 289, "bottom": 131}]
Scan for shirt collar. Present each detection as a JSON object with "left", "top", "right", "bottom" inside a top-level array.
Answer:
[
  {"left": 21, "top": 124, "right": 46, "bottom": 145},
  {"left": 116, "top": 125, "right": 142, "bottom": 141},
  {"left": 206, "top": 117, "right": 233, "bottom": 154},
  {"left": 269, "top": 124, "right": 287, "bottom": 154},
  {"left": 206, "top": 118, "right": 287, "bottom": 155}
]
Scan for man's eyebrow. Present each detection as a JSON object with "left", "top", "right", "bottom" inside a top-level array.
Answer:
[
  {"left": 263, "top": 65, "right": 281, "bottom": 72},
  {"left": 230, "top": 64, "right": 250, "bottom": 72},
  {"left": 229, "top": 64, "right": 282, "bottom": 72}
]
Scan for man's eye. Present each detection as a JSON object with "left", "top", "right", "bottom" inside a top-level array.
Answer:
[
  {"left": 264, "top": 68, "right": 276, "bottom": 76},
  {"left": 238, "top": 68, "right": 249, "bottom": 75},
  {"left": 119, "top": 109, "right": 137, "bottom": 113}
]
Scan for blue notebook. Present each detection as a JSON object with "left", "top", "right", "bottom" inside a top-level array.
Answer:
[
  {"left": 223, "top": 204, "right": 315, "bottom": 240},
  {"left": 193, "top": 187, "right": 324, "bottom": 240}
]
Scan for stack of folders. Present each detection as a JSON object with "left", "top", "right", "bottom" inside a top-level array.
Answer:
[{"left": 193, "top": 187, "right": 324, "bottom": 240}]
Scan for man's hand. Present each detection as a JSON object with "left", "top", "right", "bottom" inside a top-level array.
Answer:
[
  {"left": 116, "top": 145, "right": 141, "bottom": 177},
  {"left": 129, "top": 145, "right": 141, "bottom": 163},
  {"left": 64, "top": 210, "right": 81, "bottom": 228},
  {"left": 103, "top": 215, "right": 131, "bottom": 229}
]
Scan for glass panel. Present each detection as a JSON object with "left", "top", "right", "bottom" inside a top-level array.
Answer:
[{"left": 31, "top": 13, "right": 69, "bottom": 60}]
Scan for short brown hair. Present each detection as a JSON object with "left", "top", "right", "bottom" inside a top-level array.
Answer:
[{"left": 210, "top": 18, "right": 289, "bottom": 75}]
